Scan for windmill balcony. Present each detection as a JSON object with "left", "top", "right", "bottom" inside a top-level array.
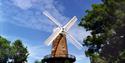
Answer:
[{"left": 42, "top": 54, "right": 76, "bottom": 63}]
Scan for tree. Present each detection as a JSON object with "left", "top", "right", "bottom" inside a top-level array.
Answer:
[
  {"left": 0, "top": 36, "right": 29, "bottom": 63},
  {"left": 11, "top": 40, "right": 29, "bottom": 63},
  {"left": 65, "top": 60, "right": 70, "bottom": 63},
  {"left": 0, "top": 36, "right": 10, "bottom": 63},
  {"left": 79, "top": 0, "right": 125, "bottom": 63},
  {"left": 35, "top": 60, "right": 41, "bottom": 63}
]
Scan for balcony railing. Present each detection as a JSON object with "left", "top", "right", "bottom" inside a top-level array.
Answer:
[{"left": 43, "top": 54, "right": 76, "bottom": 60}]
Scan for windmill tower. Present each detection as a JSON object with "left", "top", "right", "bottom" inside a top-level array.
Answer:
[{"left": 42, "top": 11, "right": 83, "bottom": 63}]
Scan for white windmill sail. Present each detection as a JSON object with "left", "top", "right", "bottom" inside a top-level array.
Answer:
[
  {"left": 63, "top": 16, "right": 77, "bottom": 32},
  {"left": 43, "top": 11, "right": 83, "bottom": 49},
  {"left": 44, "top": 28, "right": 62, "bottom": 46},
  {"left": 67, "top": 33, "right": 83, "bottom": 49},
  {"left": 43, "top": 11, "right": 62, "bottom": 27}
]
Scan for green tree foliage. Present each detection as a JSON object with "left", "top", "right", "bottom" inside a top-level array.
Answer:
[
  {"left": 11, "top": 40, "right": 29, "bottom": 63},
  {"left": 0, "top": 36, "right": 10, "bottom": 63},
  {"left": 80, "top": 3, "right": 116, "bottom": 57},
  {"left": 65, "top": 60, "right": 70, "bottom": 63},
  {"left": 0, "top": 36, "right": 29, "bottom": 63},
  {"left": 35, "top": 60, "right": 42, "bottom": 63},
  {"left": 79, "top": 0, "right": 125, "bottom": 63}
]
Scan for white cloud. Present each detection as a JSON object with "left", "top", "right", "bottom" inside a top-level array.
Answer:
[
  {"left": 5, "top": 0, "right": 68, "bottom": 32},
  {"left": 12, "top": 0, "right": 32, "bottom": 10}
]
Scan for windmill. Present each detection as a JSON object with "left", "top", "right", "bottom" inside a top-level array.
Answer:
[{"left": 42, "top": 11, "right": 83, "bottom": 63}]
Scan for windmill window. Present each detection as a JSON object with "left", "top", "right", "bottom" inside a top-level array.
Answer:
[{"left": 62, "top": 46, "right": 65, "bottom": 48}]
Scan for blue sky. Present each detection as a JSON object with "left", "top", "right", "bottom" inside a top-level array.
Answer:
[{"left": 0, "top": 0, "right": 101, "bottom": 63}]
